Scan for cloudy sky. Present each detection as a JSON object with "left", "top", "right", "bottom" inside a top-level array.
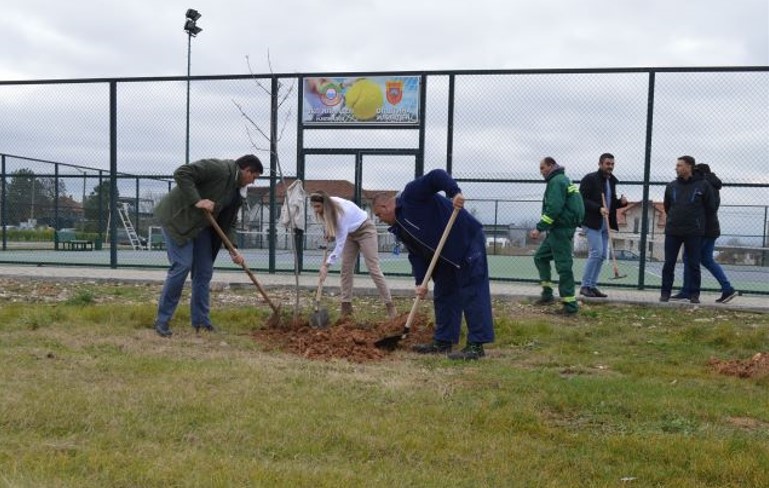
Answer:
[
  {"left": 2, "top": 0, "right": 767, "bottom": 79},
  {"left": 1, "top": 0, "right": 767, "bottom": 231}
]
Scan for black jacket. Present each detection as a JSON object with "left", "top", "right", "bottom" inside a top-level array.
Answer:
[
  {"left": 701, "top": 172, "right": 723, "bottom": 238},
  {"left": 578, "top": 170, "right": 625, "bottom": 230},
  {"left": 663, "top": 175, "right": 716, "bottom": 237}
]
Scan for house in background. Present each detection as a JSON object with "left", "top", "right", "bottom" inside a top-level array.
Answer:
[
  {"left": 614, "top": 201, "right": 666, "bottom": 261},
  {"left": 243, "top": 179, "right": 397, "bottom": 250},
  {"left": 574, "top": 201, "right": 666, "bottom": 261}
]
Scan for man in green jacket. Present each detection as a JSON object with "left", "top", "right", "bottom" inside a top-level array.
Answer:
[
  {"left": 153, "top": 155, "right": 263, "bottom": 337},
  {"left": 529, "top": 157, "right": 585, "bottom": 315}
]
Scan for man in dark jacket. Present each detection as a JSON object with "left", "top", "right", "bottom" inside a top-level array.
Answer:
[
  {"left": 660, "top": 155, "right": 716, "bottom": 303},
  {"left": 372, "top": 170, "right": 494, "bottom": 360},
  {"left": 672, "top": 163, "right": 738, "bottom": 303},
  {"left": 578, "top": 153, "right": 628, "bottom": 298},
  {"left": 153, "top": 155, "right": 263, "bottom": 337},
  {"left": 529, "top": 157, "right": 585, "bottom": 315}
]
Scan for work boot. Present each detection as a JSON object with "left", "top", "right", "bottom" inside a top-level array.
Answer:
[
  {"left": 385, "top": 302, "right": 398, "bottom": 320},
  {"left": 670, "top": 293, "right": 690, "bottom": 301},
  {"left": 535, "top": 288, "right": 555, "bottom": 305},
  {"left": 448, "top": 342, "right": 485, "bottom": 360},
  {"left": 689, "top": 296, "right": 700, "bottom": 304},
  {"left": 412, "top": 340, "right": 452, "bottom": 354},
  {"left": 340, "top": 302, "right": 353, "bottom": 318},
  {"left": 659, "top": 292, "right": 671, "bottom": 302},
  {"left": 552, "top": 303, "right": 578, "bottom": 316},
  {"left": 154, "top": 321, "right": 173, "bottom": 338}
]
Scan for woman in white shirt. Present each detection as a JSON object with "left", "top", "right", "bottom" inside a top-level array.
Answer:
[{"left": 311, "top": 191, "right": 397, "bottom": 320}]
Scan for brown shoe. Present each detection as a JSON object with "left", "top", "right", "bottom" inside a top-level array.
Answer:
[
  {"left": 340, "top": 302, "right": 353, "bottom": 318},
  {"left": 385, "top": 302, "right": 398, "bottom": 320}
]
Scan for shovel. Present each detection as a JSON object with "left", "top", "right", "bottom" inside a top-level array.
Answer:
[
  {"left": 203, "top": 211, "right": 282, "bottom": 324},
  {"left": 601, "top": 194, "right": 627, "bottom": 280},
  {"left": 375, "top": 206, "right": 460, "bottom": 350},
  {"left": 309, "top": 244, "right": 330, "bottom": 328}
]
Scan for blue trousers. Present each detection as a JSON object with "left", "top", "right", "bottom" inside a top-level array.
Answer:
[
  {"left": 580, "top": 225, "right": 608, "bottom": 288},
  {"left": 679, "top": 237, "right": 734, "bottom": 296},
  {"left": 662, "top": 234, "right": 702, "bottom": 297},
  {"left": 430, "top": 234, "right": 495, "bottom": 344},
  {"left": 156, "top": 227, "right": 216, "bottom": 328}
]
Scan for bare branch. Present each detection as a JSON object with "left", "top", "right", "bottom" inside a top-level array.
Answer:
[
  {"left": 245, "top": 55, "right": 271, "bottom": 96},
  {"left": 232, "top": 99, "right": 270, "bottom": 142}
]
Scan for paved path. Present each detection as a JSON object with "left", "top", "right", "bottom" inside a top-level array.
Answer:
[{"left": 0, "top": 264, "right": 765, "bottom": 313}]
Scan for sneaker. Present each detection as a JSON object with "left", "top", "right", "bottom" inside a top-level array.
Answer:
[
  {"left": 591, "top": 287, "right": 608, "bottom": 298},
  {"left": 534, "top": 294, "right": 555, "bottom": 305},
  {"left": 412, "top": 340, "right": 452, "bottom": 354},
  {"left": 447, "top": 343, "right": 485, "bottom": 360},
  {"left": 716, "top": 289, "right": 739, "bottom": 304},
  {"left": 689, "top": 296, "right": 700, "bottom": 304},
  {"left": 579, "top": 287, "right": 597, "bottom": 297},
  {"left": 659, "top": 293, "right": 670, "bottom": 303},
  {"left": 154, "top": 322, "right": 173, "bottom": 338},
  {"left": 670, "top": 293, "right": 690, "bottom": 301}
]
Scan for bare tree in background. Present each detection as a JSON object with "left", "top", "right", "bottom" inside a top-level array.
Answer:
[{"left": 233, "top": 53, "right": 302, "bottom": 320}]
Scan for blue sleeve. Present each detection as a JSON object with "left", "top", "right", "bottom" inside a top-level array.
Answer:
[{"left": 402, "top": 169, "right": 461, "bottom": 203}]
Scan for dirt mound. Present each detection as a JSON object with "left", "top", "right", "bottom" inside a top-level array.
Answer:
[
  {"left": 708, "top": 352, "right": 769, "bottom": 378},
  {"left": 252, "top": 312, "right": 435, "bottom": 362}
]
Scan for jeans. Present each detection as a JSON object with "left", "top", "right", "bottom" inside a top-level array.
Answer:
[
  {"left": 680, "top": 237, "right": 733, "bottom": 296},
  {"left": 156, "top": 227, "right": 216, "bottom": 327},
  {"left": 662, "top": 234, "right": 702, "bottom": 297},
  {"left": 580, "top": 225, "right": 608, "bottom": 288}
]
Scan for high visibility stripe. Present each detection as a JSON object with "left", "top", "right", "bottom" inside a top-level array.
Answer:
[
  {"left": 540, "top": 281, "right": 553, "bottom": 288},
  {"left": 563, "top": 296, "right": 577, "bottom": 303},
  {"left": 541, "top": 215, "right": 554, "bottom": 224},
  {"left": 567, "top": 184, "right": 579, "bottom": 193}
]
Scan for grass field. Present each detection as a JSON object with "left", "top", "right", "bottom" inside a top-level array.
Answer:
[{"left": 1, "top": 279, "right": 768, "bottom": 487}]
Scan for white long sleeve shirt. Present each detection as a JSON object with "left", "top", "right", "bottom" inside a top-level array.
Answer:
[{"left": 326, "top": 197, "right": 368, "bottom": 266}]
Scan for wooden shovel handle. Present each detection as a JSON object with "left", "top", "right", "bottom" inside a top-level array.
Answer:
[
  {"left": 203, "top": 211, "right": 279, "bottom": 313},
  {"left": 404, "top": 206, "right": 461, "bottom": 333}
]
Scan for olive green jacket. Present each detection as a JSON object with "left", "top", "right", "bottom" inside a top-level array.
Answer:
[{"left": 155, "top": 159, "right": 243, "bottom": 246}]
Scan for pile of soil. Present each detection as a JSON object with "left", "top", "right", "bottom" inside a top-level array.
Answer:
[
  {"left": 708, "top": 352, "right": 769, "bottom": 378},
  {"left": 252, "top": 312, "right": 435, "bottom": 362}
]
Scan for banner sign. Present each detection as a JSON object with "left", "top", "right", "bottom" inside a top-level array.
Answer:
[{"left": 302, "top": 75, "right": 420, "bottom": 126}]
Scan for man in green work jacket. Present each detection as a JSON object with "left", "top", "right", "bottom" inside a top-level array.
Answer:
[
  {"left": 529, "top": 157, "right": 585, "bottom": 315},
  {"left": 153, "top": 155, "right": 263, "bottom": 337}
]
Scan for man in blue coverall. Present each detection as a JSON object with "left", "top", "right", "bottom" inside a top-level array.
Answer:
[{"left": 373, "top": 170, "right": 495, "bottom": 360}]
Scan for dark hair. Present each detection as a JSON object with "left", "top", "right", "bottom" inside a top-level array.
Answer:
[
  {"left": 677, "top": 155, "right": 696, "bottom": 168},
  {"left": 694, "top": 163, "right": 711, "bottom": 174},
  {"left": 542, "top": 157, "right": 557, "bottom": 167},
  {"left": 235, "top": 154, "right": 264, "bottom": 174},
  {"left": 599, "top": 153, "right": 614, "bottom": 163}
]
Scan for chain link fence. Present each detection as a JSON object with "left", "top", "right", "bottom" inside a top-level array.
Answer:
[{"left": 1, "top": 68, "right": 767, "bottom": 293}]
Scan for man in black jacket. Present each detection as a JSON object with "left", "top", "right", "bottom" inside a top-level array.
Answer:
[
  {"left": 671, "top": 163, "right": 738, "bottom": 303},
  {"left": 660, "top": 155, "right": 716, "bottom": 303},
  {"left": 578, "top": 153, "right": 628, "bottom": 298}
]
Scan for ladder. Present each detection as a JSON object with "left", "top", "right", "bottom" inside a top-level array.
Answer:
[{"left": 110, "top": 202, "right": 145, "bottom": 250}]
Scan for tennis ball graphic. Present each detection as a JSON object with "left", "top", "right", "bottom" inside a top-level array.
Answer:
[{"left": 345, "top": 79, "right": 383, "bottom": 120}]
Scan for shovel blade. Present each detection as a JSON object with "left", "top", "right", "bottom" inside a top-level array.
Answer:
[
  {"left": 374, "top": 327, "right": 409, "bottom": 351},
  {"left": 309, "top": 305, "right": 330, "bottom": 329}
]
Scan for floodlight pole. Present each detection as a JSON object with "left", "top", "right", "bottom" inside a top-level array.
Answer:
[{"left": 185, "top": 31, "right": 192, "bottom": 164}]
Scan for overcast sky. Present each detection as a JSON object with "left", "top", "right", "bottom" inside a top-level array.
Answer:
[
  {"left": 1, "top": 0, "right": 767, "bottom": 231},
  {"left": 1, "top": 0, "right": 767, "bottom": 80}
]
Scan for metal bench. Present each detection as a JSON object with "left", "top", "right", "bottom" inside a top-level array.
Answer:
[{"left": 55, "top": 230, "right": 94, "bottom": 251}]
